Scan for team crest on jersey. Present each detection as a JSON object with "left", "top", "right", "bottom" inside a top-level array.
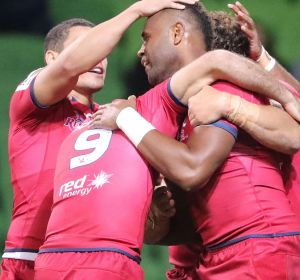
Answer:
[
  {"left": 59, "top": 170, "right": 113, "bottom": 199},
  {"left": 64, "top": 111, "right": 88, "bottom": 131}
]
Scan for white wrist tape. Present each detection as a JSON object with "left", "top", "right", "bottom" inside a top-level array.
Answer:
[
  {"left": 256, "top": 45, "right": 267, "bottom": 62},
  {"left": 257, "top": 46, "right": 276, "bottom": 71},
  {"left": 116, "top": 107, "right": 155, "bottom": 147},
  {"left": 265, "top": 57, "right": 276, "bottom": 71}
]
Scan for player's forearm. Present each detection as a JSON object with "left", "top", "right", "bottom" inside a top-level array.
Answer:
[
  {"left": 171, "top": 50, "right": 293, "bottom": 107},
  {"left": 35, "top": 3, "right": 143, "bottom": 106},
  {"left": 138, "top": 131, "right": 205, "bottom": 191},
  {"left": 256, "top": 47, "right": 300, "bottom": 93},
  {"left": 144, "top": 213, "right": 171, "bottom": 244},
  {"left": 60, "top": 3, "right": 142, "bottom": 76},
  {"left": 270, "top": 63, "right": 300, "bottom": 93},
  {"left": 212, "top": 50, "right": 297, "bottom": 106},
  {"left": 226, "top": 96, "right": 300, "bottom": 155},
  {"left": 116, "top": 108, "right": 230, "bottom": 191}
]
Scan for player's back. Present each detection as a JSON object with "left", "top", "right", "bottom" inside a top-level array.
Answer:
[
  {"left": 41, "top": 125, "right": 153, "bottom": 257},
  {"left": 181, "top": 81, "right": 300, "bottom": 248},
  {"left": 40, "top": 78, "right": 186, "bottom": 258}
]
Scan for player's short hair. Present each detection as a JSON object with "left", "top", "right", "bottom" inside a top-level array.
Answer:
[
  {"left": 167, "top": 2, "right": 213, "bottom": 51},
  {"left": 185, "top": 2, "right": 213, "bottom": 51},
  {"left": 44, "top": 18, "right": 95, "bottom": 54},
  {"left": 210, "top": 11, "right": 250, "bottom": 57}
]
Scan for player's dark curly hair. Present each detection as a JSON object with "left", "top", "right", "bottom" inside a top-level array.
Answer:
[
  {"left": 184, "top": 3, "right": 213, "bottom": 51},
  {"left": 210, "top": 11, "right": 250, "bottom": 57},
  {"left": 44, "top": 18, "right": 95, "bottom": 54},
  {"left": 169, "top": 2, "right": 213, "bottom": 51}
]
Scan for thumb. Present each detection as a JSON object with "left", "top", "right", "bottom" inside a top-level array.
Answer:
[{"left": 128, "top": 95, "right": 136, "bottom": 101}]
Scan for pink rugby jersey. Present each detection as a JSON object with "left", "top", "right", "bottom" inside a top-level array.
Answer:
[
  {"left": 3, "top": 70, "right": 98, "bottom": 260},
  {"left": 281, "top": 82, "right": 300, "bottom": 222},
  {"left": 39, "top": 79, "right": 186, "bottom": 258},
  {"left": 180, "top": 81, "right": 300, "bottom": 249}
]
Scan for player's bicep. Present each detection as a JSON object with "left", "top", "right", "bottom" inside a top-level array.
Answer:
[
  {"left": 33, "top": 63, "right": 78, "bottom": 107},
  {"left": 169, "top": 57, "right": 216, "bottom": 105},
  {"left": 185, "top": 124, "right": 236, "bottom": 189}
]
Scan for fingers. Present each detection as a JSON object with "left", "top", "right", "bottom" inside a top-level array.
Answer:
[
  {"left": 92, "top": 109, "right": 104, "bottom": 119},
  {"left": 128, "top": 95, "right": 136, "bottom": 101},
  {"left": 153, "top": 187, "right": 174, "bottom": 207},
  {"left": 284, "top": 101, "right": 300, "bottom": 122},
  {"left": 176, "top": 0, "right": 199, "bottom": 4},
  {"left": 227, "top": 3, "right": 240, "bottom": 16},
  {"left": 236, "top": 11, "right": 254, "bottom": 29},
  {"left": 170, "top": 2, "right": 186, "bottom": 9},
  {"left": 235, "top": 1, "right": 249, "bottom": 15},
  {"left": 97, "top": 104, "right": 109, "bottom": 110},
  {"left": 170, "top": 0, "right": 198, "bottom": 10},
  {"left": 189, "top": 117, "right": 200, "bottom": 127},
  {"left": 90, "top": 108, "right": 107, "bottom": 129}
]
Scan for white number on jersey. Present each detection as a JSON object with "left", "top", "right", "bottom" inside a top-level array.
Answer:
[{"left": 70, "top": 129, "right": 112, "bottom": 169}]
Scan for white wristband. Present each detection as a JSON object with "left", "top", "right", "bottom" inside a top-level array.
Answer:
[
  {"left": 116, "top": 107, "right": 155, "bottom": 147},
  {"left": 256, "top": 45, "right": 267, "bottom": 62},
  {"left": 257, "top": 46, "right": 276, "bottom": 71},
  {"left": 265, "top": 57, "right": 276, "bottom": 71}
]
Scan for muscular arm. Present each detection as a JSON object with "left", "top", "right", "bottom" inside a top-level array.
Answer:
[
  {"left": 227, "top": 1, "right": 300, "bottom": 117},
  {"left": 188, "top": 86, "right": 300, "bottom": 155},
  {"left": 34, "top": 0, "right": 196, "bottom": 106},
  {"left": 138, "top": 126, "right": 235, "bottom": 191},
  {"left": 254, "top": 44, "right": 300, "bottom": 94},
  {"left": 170, "top": 49, "right": 297, "bottom": 114},
  {"left": 144, "top": 185, "right": 176, "bottom": 244},
  {"left": 171, "top": 50, "right": 292, "bottom": 104},
  {"left": 144, "top": 182, "right": 200, "bottom": 245},
  {"left": 158, "top": 182, "right": 200, "bottom": 245}
]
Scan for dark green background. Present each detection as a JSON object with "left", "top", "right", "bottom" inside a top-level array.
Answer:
[{"left": 0, "top": 1, "right": 299, "bottom": 279}]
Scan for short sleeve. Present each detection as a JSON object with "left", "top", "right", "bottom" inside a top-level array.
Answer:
[{"left": 136, "top": 79, "right": 187, "bottom": 138}]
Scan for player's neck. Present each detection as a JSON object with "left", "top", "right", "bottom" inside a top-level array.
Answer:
[{"left": 68, "top": 91, "right": 93, "bottom": 107}]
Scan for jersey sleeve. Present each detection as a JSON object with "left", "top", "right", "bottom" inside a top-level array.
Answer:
[
  {"left": 136, "top": 79, "right": 187, "bottom": 138},
  {"left": 207, "top": 81, "right": 269, "bottom": 139},
  {"left": 10, "top": 69, "right": 52, "bottom": 123}
]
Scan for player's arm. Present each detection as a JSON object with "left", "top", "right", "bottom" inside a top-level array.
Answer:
[
  {"left": 157, "top": 182, "right": 200, "bottom": 245},
  {"left": 136, "top": 125, "right": 235, "bottom": 191},
  {"left": 33, "top": 0, "right": 197, "bottom": 107},
  {"left": 145, "top": 182, "right": 200, "bottom": 245},
  {"left": 188, "top": 86, "right": 300, "bottom": 155},
  {"left": 144, "top": 185, "right": 176, "bottom": 244},
  {"left": 170, "top": 49, "right": 300, "bottom": 121},
  {"left": 228, "top": 1, "right": 300, "bottom": 92}
]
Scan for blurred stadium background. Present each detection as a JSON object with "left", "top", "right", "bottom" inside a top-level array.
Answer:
[{"left": 0, "top": 0, "right": 299, "bottom": 279}]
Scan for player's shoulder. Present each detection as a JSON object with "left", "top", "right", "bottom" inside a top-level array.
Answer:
[
  {"left": 143, "top": 79, "right": 169, "bottom": 95},
  {"left": 211, "top": 80, "right": 246, "bottom": 94},
  {"left": 15, "top": 68, "right": 43, "bottom": 92},
  {"left": 212, "top": 80, "right": 262, "bottom": 103}
]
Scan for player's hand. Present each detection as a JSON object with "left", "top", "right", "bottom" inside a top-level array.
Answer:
[
  {"left": 151, "top": 185, "right": 176, "bottom": 220},
  {"left": 188, "top": 86, "right": 230, "bottom": 127},
  {"left": 282, "top": 95, "right": 300, "bottom": 123},
  {"left": 228, "top": 1, "right": 262, "bottom": 60},
  {"left": 136, "top": 0, "right": 198, "bottom": 17},
  {"left": 90, "top": 96, "right": 136, "bottom": 130}
]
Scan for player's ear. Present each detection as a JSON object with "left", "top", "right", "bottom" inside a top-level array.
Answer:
[
  {"left": 45, "top": 50, "right": 59, "bottom": 65},
  {"left": 171, "top": 22, "right": 185, "bottom": 46}
]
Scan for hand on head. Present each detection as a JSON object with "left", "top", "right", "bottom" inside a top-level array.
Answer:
[
  {"left": 228, "top": 1, "right": 262, "bottom": 60},
  {"left": 138, "top": 0, "right": 199, "bottom": 17}
]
